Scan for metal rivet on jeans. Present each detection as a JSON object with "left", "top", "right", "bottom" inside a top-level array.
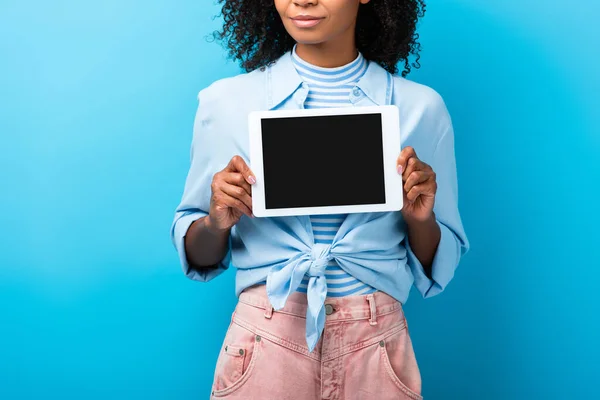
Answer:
[
  {"left": 325, "top": 304, "right": 334, "bottom": 315},
  {"left": 379, "top": 340, "right": 385, "bottom": 347},
  {"left": 256, "top": 335, "right": 261, "bottom": 342}
]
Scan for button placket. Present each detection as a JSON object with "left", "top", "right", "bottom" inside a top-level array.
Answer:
[
  {"left": 350, "top": 87, "right": 364, "bottom": 104},
  {"left": 294, "top": 83, "right": 309, "bottom": 107}
]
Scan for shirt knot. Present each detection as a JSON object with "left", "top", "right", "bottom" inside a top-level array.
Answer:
[{"left": 308, "top": 243, "right": 332, "bottom": 277}]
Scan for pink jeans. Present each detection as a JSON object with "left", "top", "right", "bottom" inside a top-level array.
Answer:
[{"left": 210, "top": 284, "right": 423, "bottom": 400}]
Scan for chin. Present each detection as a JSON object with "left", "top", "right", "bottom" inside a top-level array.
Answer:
[
  {"left": 289, "top": 33, "right": 329, "bottom": 46},
  {"left": 284, "top": 26, "right": 328, "bottom": 46},
  {"left": 294, "top": 37, "right": 328, "bottom": 45}
]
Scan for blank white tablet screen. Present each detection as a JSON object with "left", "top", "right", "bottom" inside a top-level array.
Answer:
[{"left": 261, "top": 113, "right": 385, "bottom": 210}]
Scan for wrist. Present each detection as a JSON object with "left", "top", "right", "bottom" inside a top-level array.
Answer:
[
  {"left": 203, "top": 215, "right": 230, "bottom": 236},
  {"left": 403, "top": 210, "right": 436, "bottom": 226}
]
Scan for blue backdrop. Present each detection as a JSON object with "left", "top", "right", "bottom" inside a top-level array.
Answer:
[{"left": 1, "top": 0, "right": 598, "bottom": 399}]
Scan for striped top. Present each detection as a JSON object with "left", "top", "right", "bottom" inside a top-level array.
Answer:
[{"left": 291, "top": 47, "right": 377, "bottom": 297}]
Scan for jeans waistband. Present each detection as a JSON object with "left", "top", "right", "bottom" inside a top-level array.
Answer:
[{"left": 238, "top": 284, "right": 404, "bottom": 324}]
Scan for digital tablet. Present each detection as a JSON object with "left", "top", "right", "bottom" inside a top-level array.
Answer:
[{"left": 248, "top": 105, "right": 403, "bottom": 218}]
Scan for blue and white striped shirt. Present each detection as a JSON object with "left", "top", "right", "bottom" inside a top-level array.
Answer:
[{"left": 291, "top": 48, "right": 377, "bottom": 297}]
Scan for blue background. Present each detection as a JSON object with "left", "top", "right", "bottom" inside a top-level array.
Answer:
[{"left": 1, "top": 0, "right": 598, "bottom": 398}]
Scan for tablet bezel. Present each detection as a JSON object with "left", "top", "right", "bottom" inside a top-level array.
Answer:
[{"left": 248, "top": 105, "right": 403, "bottom": 218}]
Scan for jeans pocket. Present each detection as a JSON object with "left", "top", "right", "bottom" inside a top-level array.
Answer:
[
  {"left": 212, "top": 321, "right": 261, "bottom": 396},
  {"left": 380, "top": 324, "right": 423, "bottom": 400}
]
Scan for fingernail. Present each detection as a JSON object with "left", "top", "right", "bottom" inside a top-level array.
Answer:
[
  {"left": 397, "top": 165, "right": 403, "bottom": 174},
  {"left": 248, "top": 175, "right": 256, "bottom": 184}
]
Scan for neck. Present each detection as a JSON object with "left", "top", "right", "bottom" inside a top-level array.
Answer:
[{"left": 295, "top": 35, "right": 358, "bottom": 68}]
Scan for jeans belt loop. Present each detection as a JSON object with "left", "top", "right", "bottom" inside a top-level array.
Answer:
[
  {"left": 264, "top": 303, "right": 274, "bottom": 319},
  {"left": 366, "top": 293, "right": 378, "bottom": 326}
]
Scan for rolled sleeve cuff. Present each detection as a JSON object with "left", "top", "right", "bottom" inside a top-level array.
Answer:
[
  {"left": 407, "top": 220, "right": 461, "bottom": 298},
  {"left": 172, "top": 211, "right": 230, "bottom": 282}
]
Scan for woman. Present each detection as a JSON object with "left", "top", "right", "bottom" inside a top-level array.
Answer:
[{"left": 170, "top": 0, "right": 469, "bottom": 398}]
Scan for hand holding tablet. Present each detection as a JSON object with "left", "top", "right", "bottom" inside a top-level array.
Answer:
[
  {"left": 205, "top": 155, "right": 257, "bottom": 233},
  {"left": 248, "top": 105, "right": 403, "bottom": 218}
]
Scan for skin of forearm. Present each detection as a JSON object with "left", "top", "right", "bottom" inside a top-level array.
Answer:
[
  {"left": 184, "top": 216, "right": 230, "bottom": 269},
  {"left": 405, "top": 213, "right": 441, "bottom": 278}
]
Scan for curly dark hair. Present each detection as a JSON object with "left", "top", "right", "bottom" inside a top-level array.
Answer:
[{"left": 213, "top": 0, "right": 426, "bottom": 76}]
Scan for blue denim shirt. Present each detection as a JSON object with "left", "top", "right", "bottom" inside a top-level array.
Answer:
[{"left": 170, "top": 51, "right": 470, "bottom": 352}]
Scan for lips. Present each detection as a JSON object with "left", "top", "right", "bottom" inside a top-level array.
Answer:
[{"left": 291, "top": 15, "right": 324, "bottom": 28}]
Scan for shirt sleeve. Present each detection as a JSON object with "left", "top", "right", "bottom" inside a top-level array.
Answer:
[
  {"left": 169, "top": 92, "right": 231, "bottom": 282},
  {"left": 406, "top": 121, "right": 470, "bottom": 298}
]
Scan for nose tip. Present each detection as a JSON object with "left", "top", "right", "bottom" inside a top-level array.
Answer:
[{"left": 294, "top": 0, "right": 317, "bottom": 6}]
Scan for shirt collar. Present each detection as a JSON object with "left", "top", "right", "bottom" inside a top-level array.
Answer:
[{"left": 266, "top": 51, "right": 393, "bottom": 110}]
